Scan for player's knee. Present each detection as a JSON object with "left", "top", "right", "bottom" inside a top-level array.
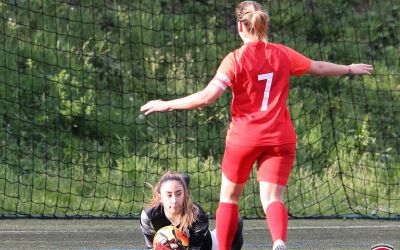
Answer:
[
  {"left": 263, "top": 199, "right": 284, "bottom": 213},
  {"left": 219, "top": 187, "right": 242, "bottom": 203},
  {"left": 220, "top": 191, "right": 241, "bottom": 203}
]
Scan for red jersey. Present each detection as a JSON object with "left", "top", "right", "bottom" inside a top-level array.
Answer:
[{"left": 211, "top": 41, "right": 311, "bottom": 146}]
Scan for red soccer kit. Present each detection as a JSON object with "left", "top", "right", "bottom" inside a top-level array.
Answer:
[
  {"left": 211, "top": 41, "right": 311, "bottom": 184},
  {"left": 213, "top": 41, "right": 311, "bottom": 146}
]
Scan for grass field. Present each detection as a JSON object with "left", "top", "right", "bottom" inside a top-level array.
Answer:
[{"left": 0, "top": 219, "right": 398, "bottom": 249}]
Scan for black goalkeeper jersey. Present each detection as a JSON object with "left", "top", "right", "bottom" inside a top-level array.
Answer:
[{"left": 139, "top": 203, "right": 212, "bottom": 250}]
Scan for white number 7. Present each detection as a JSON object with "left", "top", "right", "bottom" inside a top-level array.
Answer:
[{"left": 258, "top": 73, "right": 274, "bottom": 111}]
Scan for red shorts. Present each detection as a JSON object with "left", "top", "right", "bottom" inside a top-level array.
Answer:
[{"left": 221, "top": 142, "right": 296, "bottom": 185}]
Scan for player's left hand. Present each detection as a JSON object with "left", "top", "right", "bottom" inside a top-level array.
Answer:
[
  {"left": 140, "top": 100, "right": 171, "bottom": 115},
  {"left": 349, "top": 64, "right": 373, "bottom": 75}
]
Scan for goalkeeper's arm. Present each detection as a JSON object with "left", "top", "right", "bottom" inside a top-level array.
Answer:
[{"left": 139, "top": 210, "right": 156, "bottom": 249}]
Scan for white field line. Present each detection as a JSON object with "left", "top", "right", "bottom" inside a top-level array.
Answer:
[
  {"left": 290, "top": 225, "right": 400, "bottom": 229},
  {"left": 0, "top": 229, "right": 128, "bottom": 234},
  {"left": 249, "top": 224, "right": 400, "bottom": 230},
  {"left": 0, "top": 224, "right": 399, "bottom": 234}
]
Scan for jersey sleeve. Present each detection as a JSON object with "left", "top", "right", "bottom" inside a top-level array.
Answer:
[
  {"left": 139, "top": 209, "right": 156, "bottom": 249},
  {"left": 210, "top": 52, "right": 235, "bottom": 90},
  {"left": 188, "top": 204, "right": 212, "bottom": 250},
  {"left": 281, "top": 45, "right": 311, "bottom": 76}
]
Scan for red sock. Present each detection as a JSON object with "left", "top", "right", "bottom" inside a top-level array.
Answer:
[
  {"left": 216, "top": 202, "right": 238, "bottom": 250},
  {"left": 266, "top": 201, "right": 288, "bottom": 242}
]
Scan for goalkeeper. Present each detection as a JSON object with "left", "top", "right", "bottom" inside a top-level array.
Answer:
[{"left": 139, "top": 171, "right": 243, "bottom": 250}]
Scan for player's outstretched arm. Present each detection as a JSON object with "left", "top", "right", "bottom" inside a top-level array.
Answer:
[
  {"left": 140, "top": 83, "right": 225, "bottom": 116},
  {"left": 308, "top": 60, "right": 373, "bottom": 77}
]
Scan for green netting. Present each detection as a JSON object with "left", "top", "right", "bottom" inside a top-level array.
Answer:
[{"left": 0, "top": 0, "right": 399, "bottom": 219}]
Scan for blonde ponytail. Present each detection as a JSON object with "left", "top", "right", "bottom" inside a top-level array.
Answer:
[{"left": 236, "top": 1, "right": 269, "bottom": 40}]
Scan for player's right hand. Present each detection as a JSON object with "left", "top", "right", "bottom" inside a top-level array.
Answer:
[{"left": 140, "top": 100, "right": 171, "bottom": 115}]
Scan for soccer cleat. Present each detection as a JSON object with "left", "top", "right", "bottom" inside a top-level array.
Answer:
[{"left": 272, "top": 239, "right": 287, "bottom": 250}]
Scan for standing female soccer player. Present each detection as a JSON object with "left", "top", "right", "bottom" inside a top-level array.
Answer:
[
  {"left": 140, "top": 172, "right": 243, "bottom": 250},
  {"left": 140, "top": 1, "right": 373, "bottom": 249}
]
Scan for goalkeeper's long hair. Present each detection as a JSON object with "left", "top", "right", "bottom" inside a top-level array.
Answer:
[{"left": 147, "top": 172, "right": 199, "bottom": 232}]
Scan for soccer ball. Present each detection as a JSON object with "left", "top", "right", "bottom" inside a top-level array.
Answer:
[{"left": 153, "top": 225, "right": 189, "bottom": 250}]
